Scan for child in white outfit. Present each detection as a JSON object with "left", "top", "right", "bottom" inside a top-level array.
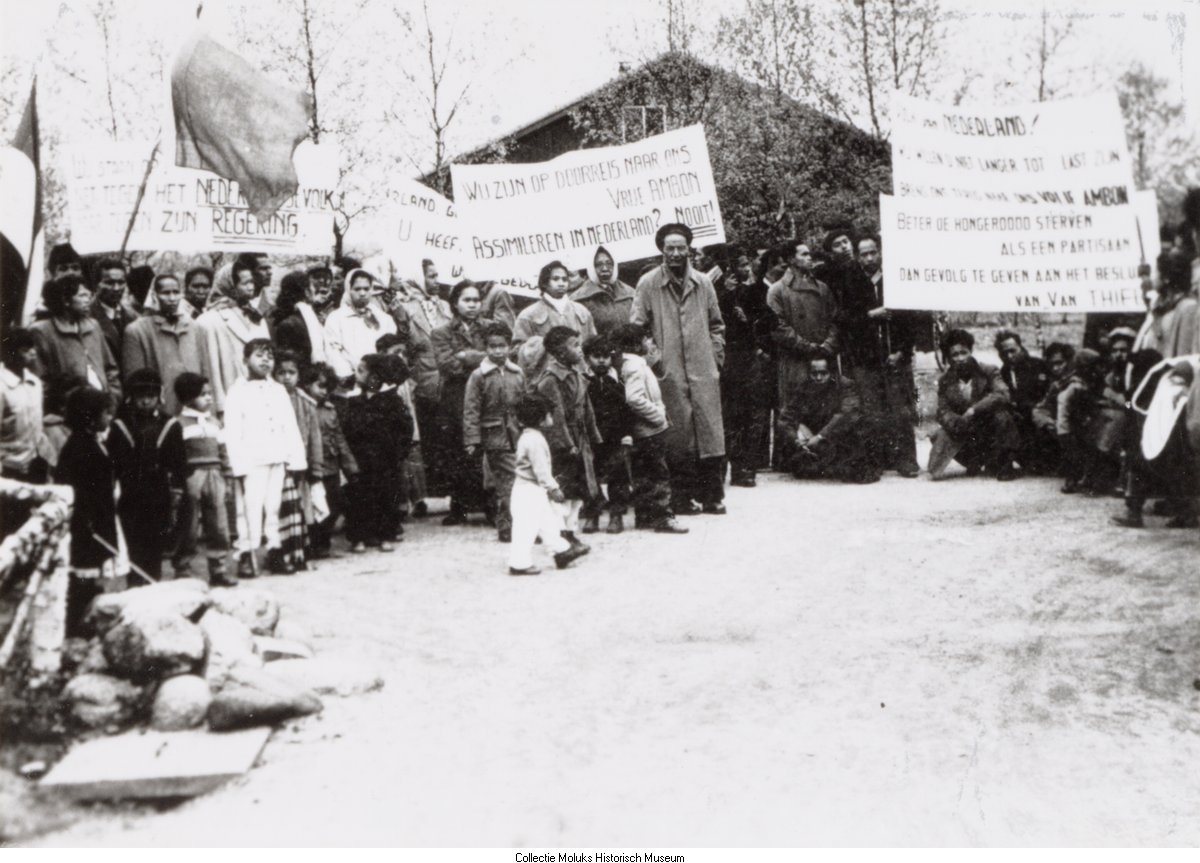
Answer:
[
  {"left": 223, "top": 339, "right": 307, "bottom": 577},
  {"left": 508, "top": 394, "right": 588, "bottom": 575}
]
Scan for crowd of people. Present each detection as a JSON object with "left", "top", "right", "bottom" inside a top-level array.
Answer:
[{"left": 2, "top": 190, "right": 1198, "bottom": 632}]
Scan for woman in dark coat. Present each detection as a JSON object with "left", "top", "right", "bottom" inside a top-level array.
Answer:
[
  {"left": 430, "top": 280, "right": 494, "bottom": 525},
  {"left": 268, "top": 271, "right": 316, "bottom": 364}
]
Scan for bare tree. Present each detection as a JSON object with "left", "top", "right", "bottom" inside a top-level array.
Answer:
[
  {"left": 1116, "top": 61, "right": 1196, "bottom": 221},
  {"left": 1034, "top": 3, "right": 1073, "bottom": 102}
]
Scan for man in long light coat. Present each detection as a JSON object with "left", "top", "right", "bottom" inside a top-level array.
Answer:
[{"left": 631, "top": 223, "right": 727, "bottom": 515}]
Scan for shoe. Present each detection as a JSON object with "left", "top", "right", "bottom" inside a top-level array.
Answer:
[
  {"left": 350, "top": 542, "right": 367, "bottom": 554},
  {"left": 731, "top": 475, "right": 756, "bottom": 488},
  {"left": 1150, "top": 499, "right": 1175, "bottom": 516},
  {"left": 606, "top": 514, "right": 625, "bottom": 534},
  {"left": 309, "top": 547, "right": 331, "bottom": 560},
  {"left": 208, "top": 558, "right": 236, "bottom": 587},
  {"left": 581, "top": 516, "right": 600, "bottom": 535},
  {"left": 1110, "top": 512, "right": 1144, "bottom": 528},
  {"left": 653, "top": 518, "right": 689, "bottom": 534},
  {"left": 995, "top": 463, "right": 1019, "bottom": 482},
  {"left": 674, "top": 500, "right": 702, "bottom": 516},
  {"left": 413, "top": 501, "right": 429, "bottom": 518},
  {"left": 236, "top": 551, "right": 256, "bottom": 579},
  {"left": 1165, "top": 514, "right": 1199, "bottom": 529},
  {"left": 508, "top": 565, "right": 541, "bottom": 576},
  {"left": 498, "top": 527, "right": 512, "bottom": 543},
  {"left": 378, "top": 541, "right": 395, "bottom": 553},
  {"left": 553, "top": 546, "right": 587, "bottom": 569},
  {"left": 266, "top": 549, "right": 295, "bottom": 575},
  {"left": 562, "top": 531, "right": 590, "bottom": 554},
  {"left": 702, "top": 502, "right": 727, "bottom": 515},
  {"left": 1060, "top": 478, "right": 1082, "bottom": 494},
  {"left": 442, "top": 511, "right": 467, "bottom": 526},
  {"left": 898, "top": 465, "right": 920, "bottom": 478}
]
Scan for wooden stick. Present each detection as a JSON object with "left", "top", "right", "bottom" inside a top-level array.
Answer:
[
  {"left": 90, "top": 532, "right": 155, "bottom": 585},
  {"left": 118, "top": 137, "right": 161, "bottom": 261}
]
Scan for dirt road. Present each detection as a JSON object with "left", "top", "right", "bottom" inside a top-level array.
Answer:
[{"left": 30, "top": 456, "right": 1200, "bottom": 846}]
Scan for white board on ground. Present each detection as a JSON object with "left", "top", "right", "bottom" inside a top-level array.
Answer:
[
  {"left": 64, "top": 141, "right": 337, "bottom": 255},
  {"left": 880, "top": 190, "right": 1157, "bottom": 313},
  {"left": 39, "top": 727, "right": 271, "bottom": 800},
  {"left": 451, "top": 124, "right": 725, "bottom": 280}
]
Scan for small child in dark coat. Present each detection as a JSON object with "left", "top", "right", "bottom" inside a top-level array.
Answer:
[
  {"left": 108, "top": 368, "right": 187, "bottom": 580},
  {"left": 342, "top": 353, "right": 414, "bottom": 553},
  {"left": 55, "top": 387, "right": 126, "bottom": 635},
  {"left": 580, "top": 335, "right": 633, "bottom": 534},
  {"left": 463, "top": 321, "right": 525, "bottom": 543},
  {"left": 302, "top": 362, "right": 358, "bottom": 557}
]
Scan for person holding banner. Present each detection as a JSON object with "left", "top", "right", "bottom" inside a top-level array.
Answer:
[
  {"left": 631, "top": 223, "right": 727, "bottom": 516},
  {"left": 571, "top": 246, "right": 636, "bottom": 338},
  {"left": 513, "top": 261, "right": 598, "bottom": 348},
  {"left": 431, "top": 280, "right": 494, "bottom": 525},
  {"left": 324, "top": 268, "right": 398, "bottom": 381},
  {"left": 194, "top": 260, "right": 270, "bottom": 415}
]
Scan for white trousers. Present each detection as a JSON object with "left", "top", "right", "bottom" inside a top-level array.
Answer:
[
  {"left": 234, "top": 464, "right": 285, "bottom": 553},
  {"left": 509, "top": 480, "right": 569, "bottom": 569},
  {"left": 558, "top": 498, "right": 583, "bottom": 533}
]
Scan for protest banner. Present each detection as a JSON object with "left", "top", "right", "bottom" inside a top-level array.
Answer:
[
  {"left": 451, "top": 124, "right": 725, "bottom": 280},
  {"left": 879, "top": 190, "right": 1157, "bottom": 313},
  {"left": 64, "top": 140, "right": 337, "bottom": 254},
  {"left": 889, "top": 91, "right": 1137, "bottom": 206},
  {"left": 378, "top": 177, "right": 467, "bottom": 281}
]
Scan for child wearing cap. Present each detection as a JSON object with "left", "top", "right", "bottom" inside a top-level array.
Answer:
[{"left": 108, "top": 368, "right": 188, "bottom": 580}]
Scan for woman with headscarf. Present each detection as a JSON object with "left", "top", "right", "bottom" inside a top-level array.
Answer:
[
  {"left": 269, "top": 270, "right": 328, "bottom": 366},
  {"left": 323, "top": 268, "right": 397, "bottom": 381},
  {"left": 512, "top": 260, "right": 598, "bottom": 347},
  {"left": 430, "top": 280, "right": 494, "bottom": 525},
  {"left": 194, "top": 259, "right": 271, "bottom": 415},
  {"left": 570, "top": 246, "right": 636, "bottom": 338}
]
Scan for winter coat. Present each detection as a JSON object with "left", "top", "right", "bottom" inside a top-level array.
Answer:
[
  {"left": 55, "top": 431, "right": 117, "bottom": 569},
  {"left": 823, "top": 259, "right": 878, "bottom": 368},
  {"left": 631, "top": 263, "right": 726, "bottom": 459},
  {"left": 121, "top": 310, "right": 203, "bottom": 415},
  {"left": 619, "top": 353, "right": 669, "bottom": 439},
  {"left": 30, "top": 316, "right": 123, "bottom": 403},
  {"left": 193, "top": 299, "right": 270, "bottom": 415},
  {"left": 92, "top": 300, "right": 138, "bottom": 361},
  {"left": 533, "top": 354, "right": 602, "bottom": 497},
  {"left": 571, "top": 279, "right": 636, "bottom": 338},
  {"left": 324, "top": 271, "right": 398, "bottom": 379},
  {"left": 316, "top": 400, "right": 358, "bottom": 479},
  {"left": 512, "top": 296, "right": 598, "bottom": 346},
  {"left": 270, "top": 310, "right": 314, "bottom": 364},
  {"left": 766, "top": 268, "right": 838, "bottom": 403},
  {"left": 588, "top": 368, "right": 633, "bottom": 449},
  {"left": 222, "top": 377, "right": 307, "bottom": 476},
  {"left": 717, "top": 280, "right": 772, "bottom": 406},
  {"left": 463, "top": 358, "right": 525, "bottom": 451},
  {"left": 393, "top": 284, "right": 453, "bottom": 402},
  {"left": 342, "top": 388, "right": 413, "bottom": 476},
  {"left": 108, "top": 407, "right": 187, "bottom": 528},
  {"left": 288, "top": 389, "right": 325, "bottom": 480},
  {"left": 431, "top": 316, "right": 493, "bottom": 431}
]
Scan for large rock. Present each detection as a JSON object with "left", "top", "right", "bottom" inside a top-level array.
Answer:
[
  {"left": 267, "top": 656, "right": 385, "bottom": 698},
  {"left": 200, "top": 611, "right": 261, "bottom": 688},
  {"left": 102, "top": 611, "right": 207, "bottom": 682},
  {"left": 207, "top": 666, "right": 322, "bottom": 731},
  {"left": 209, "top": 588, "right": 280, "bottom": 637},
  {"left": 85, "top": 580, "right": 211, "bottom": 636},
  {"left": 150, "top": 675, "right": 212, "bottom": 731},
  {"left": 63, "top": 673, "right": 142, "bottom": 729}
]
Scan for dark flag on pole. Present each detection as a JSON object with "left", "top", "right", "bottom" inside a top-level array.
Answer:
[
  {"left": 0, "top": 80, "right": 43, "bottom": 329},
  {"left": 171, "top": 34, "right": 314, "bottom": 220}
]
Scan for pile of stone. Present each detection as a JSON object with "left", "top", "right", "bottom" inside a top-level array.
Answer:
[{"left": 58, "top": 579, "right": 381, "bottom": 735}]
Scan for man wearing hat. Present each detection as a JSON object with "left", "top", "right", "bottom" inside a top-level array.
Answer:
[{"left": 631, "top": 222, "right": 727, "bottom": 515}]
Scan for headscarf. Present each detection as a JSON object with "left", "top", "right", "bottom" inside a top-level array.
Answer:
[
  {"left": 340, "top": 267, "right": 386, "bottom": 328},
  {"left": 204, "top": 263, "right": 263, "bottom": 322},
  {"left": 587, "top": 245, "right": 616, "bottom": 287}
]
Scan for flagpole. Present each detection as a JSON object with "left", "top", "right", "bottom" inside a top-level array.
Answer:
[
  {"left": 118, "top": 136, "right": 161, "bottom": 261},
  {"left": 23, "top": 78, "right": 40, "bottom": 277}
]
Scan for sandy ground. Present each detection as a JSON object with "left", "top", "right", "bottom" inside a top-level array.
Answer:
[{"left": 22, "top": 444, "right": 1200, "bottom": 847}]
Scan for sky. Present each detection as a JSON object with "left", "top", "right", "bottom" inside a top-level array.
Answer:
[{"left": 1, "top": 0, "right": 1197, "bottom": 166}]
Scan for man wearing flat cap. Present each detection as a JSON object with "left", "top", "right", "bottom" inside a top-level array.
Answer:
[{"left": 631, "top": 223, "right": 728, "bottom": 515}]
